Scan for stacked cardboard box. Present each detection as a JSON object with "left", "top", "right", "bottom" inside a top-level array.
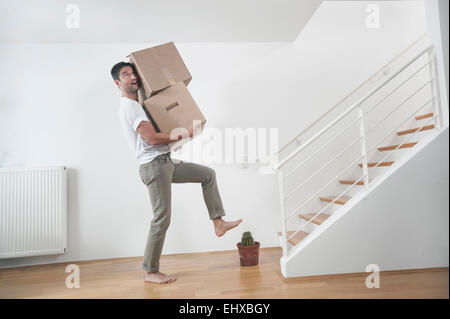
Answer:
[{"left": 129, "top": 42, "right": 206, "bottom": 150}]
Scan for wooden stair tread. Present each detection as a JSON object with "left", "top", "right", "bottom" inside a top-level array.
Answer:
[
  {"left": 319, "top": 195, "right": 351, "bottom": 205},
  {"left": 378, "top": 142, "right": 418, "bottom": 151},
  {"left": 415, "top": 113, "right": 433, "bottom": 120},
  {"left": 358, "top": 161, "right": 394, "bottom": 168},
  {"left": 277, "top": 230, "right": 309, "bottom": 245},
  {"left": 397, "top": 124, "right": 434, "bottom": 136},
  {"left": 339, "top": 179, "right": 368, "bottom": 185},
  {"left": 298, "top": 213, "right": 330, "bottom": 225}
]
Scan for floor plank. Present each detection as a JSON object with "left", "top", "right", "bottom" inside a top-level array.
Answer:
[{"left": 0, "top": 248, "right": 448, "bottom": 299}]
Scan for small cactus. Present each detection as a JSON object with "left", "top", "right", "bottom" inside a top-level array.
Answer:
[{"left": 241, "top": 231, "right": 255, "bottom": 246}]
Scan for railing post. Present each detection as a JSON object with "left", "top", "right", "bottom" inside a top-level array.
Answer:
[
  {"left": 358, "top": 108, "right": 370, "bottom": 190},
  {"left": 278, "top": 171, "right": 287, "bottom": 257},
  {"left": 428, "top": 48, "right": 442, "bottom": 130}
]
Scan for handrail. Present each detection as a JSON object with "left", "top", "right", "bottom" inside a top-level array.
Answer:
[
  {"left": 283, "top": 60, "right": 432, "bottom": 180},
  {"left": 277, "top": 33, "right": 427, "bottom": 155},
  {"left": 274, "top": 44, "right": 433, "bottom": 170}
]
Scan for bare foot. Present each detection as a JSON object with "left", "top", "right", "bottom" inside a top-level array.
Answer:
[
  {"left": 144, "top": 271, "right": 176, "bottom": 284},
  {"left": 213, "top": 218, "right": 243, "bottom": 237}
]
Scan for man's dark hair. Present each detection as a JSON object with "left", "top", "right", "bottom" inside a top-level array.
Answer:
[{"left": 111, "top": 62, "right": 136, "bottom": 81}]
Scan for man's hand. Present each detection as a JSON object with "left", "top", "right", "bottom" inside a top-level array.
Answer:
[{"left": 188, "top": 123, "right": 203, "bottom": 138}]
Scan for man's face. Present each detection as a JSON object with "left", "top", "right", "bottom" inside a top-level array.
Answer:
[{"left": 115, "top": 66, "right": 139, "bottom": 93}]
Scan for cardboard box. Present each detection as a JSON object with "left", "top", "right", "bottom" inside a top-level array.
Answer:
[
  {"left": 143, "top": 81, "right": 206, "bottom": 134},
  {"left": 129, "top": 42, "right": 192, "bottom": 98},
  {"left": 143, "top": 82, "right": 205, "bottom": 152}
]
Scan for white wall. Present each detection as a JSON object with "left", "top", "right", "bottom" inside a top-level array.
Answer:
[
  {"left": 0, "top": 43, "right": 286, "bottom": 268},
  {"left": 424, "top": 0, "right": 449, "bottom": 128},
  {"left": 1, "top": 0, "right": 446, "bottom": 270},
  {"left": 438, "top": 0, "right": 449, "bottom": 99}
]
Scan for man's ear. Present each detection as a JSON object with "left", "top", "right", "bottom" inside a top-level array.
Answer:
[{"left": 114, "top": 79, "right": 120, "bottom": 87}]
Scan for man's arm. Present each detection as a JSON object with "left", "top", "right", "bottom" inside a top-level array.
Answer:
[{"left": 137, "top": 121, "right": 194, "bottom": 145}]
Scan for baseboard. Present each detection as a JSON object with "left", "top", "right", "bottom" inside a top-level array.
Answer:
[{"left": 279, "top": 267, "right": 449, "bottom": 282}]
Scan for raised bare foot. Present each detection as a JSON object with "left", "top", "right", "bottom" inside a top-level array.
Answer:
[
  {"left": 144, "top": 271, "right": 176, "bottom": 284},
  {"left": 213, "top": 218, "right": 243, "bottom": 237}
]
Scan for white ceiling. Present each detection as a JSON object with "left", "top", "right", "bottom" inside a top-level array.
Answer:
[
  {"left": 0, "top": 0, "right": 417, "bottom": 43},
  {"left": 0, "top": 0, "right": 324, "bottom": 43},
  {"left": 0, "top": 0, "right": 322, "bottom": 42}
]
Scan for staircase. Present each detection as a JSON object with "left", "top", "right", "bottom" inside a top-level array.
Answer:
[{"left": 272, "top": 42, "right": 447, "bottom": 278}]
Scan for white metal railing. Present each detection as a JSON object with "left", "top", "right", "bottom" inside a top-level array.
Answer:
[
  {"left": 282, "top": 59, "right": 434, "bottom": 181},
  {"left": 283, "top": 76, "right": 433, "bottom": 202},
  {"left": 275, "top": 45, "right": 435, "bottom": 170},
  {"left": 275, "top": 44, "right": 443, "bottom": 258}
]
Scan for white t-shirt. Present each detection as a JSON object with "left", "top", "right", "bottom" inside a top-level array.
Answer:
[{"left": 118, "top": 96, "right": 170, "bottom": 165}]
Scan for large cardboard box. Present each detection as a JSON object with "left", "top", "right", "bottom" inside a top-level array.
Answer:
[
  {"left": 143, "top": 81, "right": 206, "bottom": 133},
  {"left": 143, "top": 82, "right": 206, "bottom": 151},
  {"left": 129, "top": 42, "right": 192, "bottom": 98}
]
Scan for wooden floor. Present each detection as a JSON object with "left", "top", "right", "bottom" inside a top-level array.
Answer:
[{"left": 0, "top": 247, "right": 448, "bottom": 299}]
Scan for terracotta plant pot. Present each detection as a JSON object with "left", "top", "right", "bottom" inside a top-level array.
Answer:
[{"left": 236, "top": 241, "right": 260, "bottom": 266}]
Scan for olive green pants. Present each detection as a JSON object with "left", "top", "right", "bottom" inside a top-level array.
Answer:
[{"left": 138, "top": 152, "right": 226, "bottom": 272}]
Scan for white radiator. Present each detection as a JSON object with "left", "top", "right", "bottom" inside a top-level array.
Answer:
[{"left": 0, "top": 166, "right": 67, "bottom": 259}]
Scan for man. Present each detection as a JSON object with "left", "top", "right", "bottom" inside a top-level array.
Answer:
[{"left": 112, "top": 62, "right": 243, "bottom": 284}]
